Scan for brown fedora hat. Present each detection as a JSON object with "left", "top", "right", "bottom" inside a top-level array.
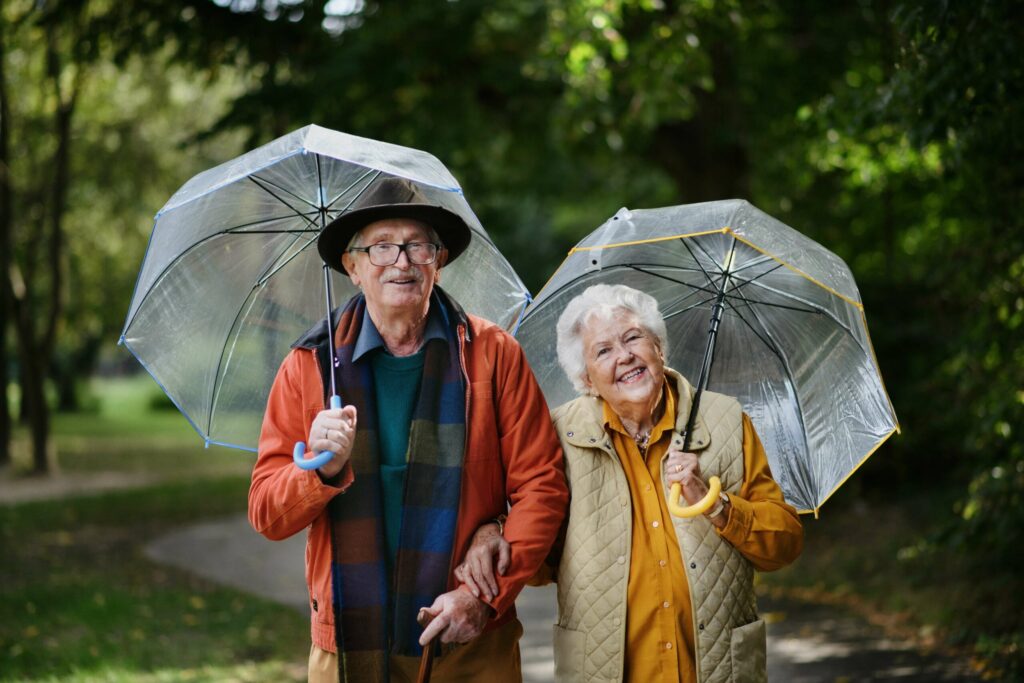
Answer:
[{"left": 317, "top": 176, "right": 472, "bottom": 274}]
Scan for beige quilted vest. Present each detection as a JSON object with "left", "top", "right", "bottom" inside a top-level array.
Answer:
[{"left": 549, "top": 369, "right": 765, "bottom": 683}]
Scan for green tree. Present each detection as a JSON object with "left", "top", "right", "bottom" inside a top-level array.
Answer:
[{"left": 0, "top": 0, "right": 262, "bottom": 472}]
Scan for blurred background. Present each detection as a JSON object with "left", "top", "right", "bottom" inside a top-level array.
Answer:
[{"left": 1, "top": 0, "right": 1021, "bottom": 680}]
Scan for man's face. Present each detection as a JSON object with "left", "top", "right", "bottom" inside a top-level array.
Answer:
[{"left": 341, "top": 219, "right": 446, "bottom": 316}]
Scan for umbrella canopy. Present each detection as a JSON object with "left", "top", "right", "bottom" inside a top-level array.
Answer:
[
  {"left": 516, "top": 199, "right": 899, "bottom": 514},
  {"left": 121, "top": 124, "right": 529, "bottom": 452}
]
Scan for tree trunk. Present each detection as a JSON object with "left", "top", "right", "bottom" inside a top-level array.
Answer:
[
  {"left": 13, "top": 337, "right": 50, "bottom": 474},
  {"left": 4, "top": 24, "right": 79, "bottom": 475},
  {"left": 648, "top": 38, "right": 750, "bottom": 202},
  {"left": 0, "top": 24, "right": 12, "bottom": 467}
]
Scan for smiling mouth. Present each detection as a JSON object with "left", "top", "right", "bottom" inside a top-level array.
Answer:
[{"left": 618, "top": 367, "right": 646, "bottom": 383}]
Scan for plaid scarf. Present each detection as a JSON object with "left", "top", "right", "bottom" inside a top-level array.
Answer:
[{"left": 302, "top": 289, "right": 467, "bottom": 683}]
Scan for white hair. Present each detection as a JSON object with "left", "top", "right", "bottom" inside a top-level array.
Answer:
[{"left": 555, "top": 284, "right": 669, "bottom": 395}]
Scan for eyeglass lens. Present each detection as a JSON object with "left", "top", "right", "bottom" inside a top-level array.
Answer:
[{"left": 367, "top": 242, "right": 438, "bottom": 266}]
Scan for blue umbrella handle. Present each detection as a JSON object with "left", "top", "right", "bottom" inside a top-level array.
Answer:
[{"left": 293, "top": 395, "right": 343, "bottom": 470}]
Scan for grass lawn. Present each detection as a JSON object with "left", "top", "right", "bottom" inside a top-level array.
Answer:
[{"left": 1, "top": 376, "right": 309, "bottom": 682}]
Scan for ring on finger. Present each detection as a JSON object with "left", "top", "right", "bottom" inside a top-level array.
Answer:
[{"left": 675, "top": 464, "right": 683, "bottom": 473}]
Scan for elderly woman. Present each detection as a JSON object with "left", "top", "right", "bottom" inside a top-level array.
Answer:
[{"left": 458, "top": 284, "right": 803, "bottom": 683}]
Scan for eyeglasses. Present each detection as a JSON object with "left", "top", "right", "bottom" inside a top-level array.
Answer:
[{"left": 348, "top": 241, "right": 441, "bottom": 266}]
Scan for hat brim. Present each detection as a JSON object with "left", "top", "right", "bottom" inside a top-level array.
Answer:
[{"left": 317, "top": 203, "right": 472, "bottom": 274}]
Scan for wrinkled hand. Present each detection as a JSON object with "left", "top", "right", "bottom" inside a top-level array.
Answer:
[
  {"left": 308, "top": 405, "right": 358, "bottom": 478},
  {"left": 665, "top": 448, "right": 710, "bottom": 506},
  {"left": 454, "top": 522, "right": 510, "bottom": 601},
  {"left": 417, "top": 585, "right": 493, "bottom": 646}
]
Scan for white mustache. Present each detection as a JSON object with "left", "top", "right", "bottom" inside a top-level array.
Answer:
[{"left": 379, "top": 267, "right": 424, "bottom": 284}]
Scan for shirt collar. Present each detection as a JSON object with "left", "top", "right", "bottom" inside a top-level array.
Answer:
[
  {"left": 602, "top": 379, "right": 677, "bottom": 444},
  {"left": 351, "top": 300, "right": 448, "bottom": 363}
]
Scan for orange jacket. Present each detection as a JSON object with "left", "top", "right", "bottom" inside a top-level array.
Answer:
[{"left": 249, "top": 312, "right": 568, "bottom": 652}]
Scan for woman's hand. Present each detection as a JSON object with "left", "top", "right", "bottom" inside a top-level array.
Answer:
[
  {"left": 665, "top": 448, "right": 710, "bottom": 505},
  {"left": 665, "top": 448, "right": 730, "bottom": 527},
  {"left": 453, "top": 521, "right": 510, "bottom": 601},
  {"left": 308, "top": 405, "right": 358, "bottom": 478}
]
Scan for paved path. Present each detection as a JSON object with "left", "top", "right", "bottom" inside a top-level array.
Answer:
[{"left": 145, "top": 514, "right": 981, "bottom": 682}]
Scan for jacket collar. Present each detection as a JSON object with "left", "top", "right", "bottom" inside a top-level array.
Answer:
[{"left": 291, "top": 285, "right": 470, "bottom": 351}]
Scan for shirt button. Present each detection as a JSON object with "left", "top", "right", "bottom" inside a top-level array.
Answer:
[
  {"left": 665, "top": 642, "right": 673, "bottom": 650},
  {"left": 652, "top": 520, "right": 660, "bottom": 528},
  {"left": 617, "top": 555, "right": 626, "bottom": 564},
  {"left": 567, "top": 431, "right": 574, "bottom": 437},
  {"left": 659, "top": 559, "right": 667, "bottom": 567},
  {"left": 690, "top": 562, "right": 697, "bottom": 569},
  {"left": 663, "top": 601, "right": 670, "bottom": 609}
]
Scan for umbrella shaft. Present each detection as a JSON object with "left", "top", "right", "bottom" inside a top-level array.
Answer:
[
  {"left": 683, "top": 242, "right": 736, "bottom": 450},
  {"left": 322, "top": 264, "right": 338, "bottom": 399}
]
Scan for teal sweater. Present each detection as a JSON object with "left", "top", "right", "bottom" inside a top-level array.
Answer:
[{"left": 370, "top": 348, "right": 425, "bottom": 575}]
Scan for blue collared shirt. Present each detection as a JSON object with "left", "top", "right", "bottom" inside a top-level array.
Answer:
[{"left": 350, "top": 302, "right": 449, "bottom": 363}]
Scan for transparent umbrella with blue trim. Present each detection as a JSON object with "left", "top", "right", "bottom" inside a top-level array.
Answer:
[{"left": 120, "top": 124, "right": 529, "bottom": 455}]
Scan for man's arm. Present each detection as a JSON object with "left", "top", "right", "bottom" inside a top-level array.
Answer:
[
  {"left": 482, "top": 332, "right": 569, "bottom": 615},
  {"left": 248, "top": 349, "right": 354, "bottom": 540}
]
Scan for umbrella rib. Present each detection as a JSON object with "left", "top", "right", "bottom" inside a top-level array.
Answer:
[
  {"left": 628, "top": 265, "right": 721, "bottom": 299},
  {"left": 723, "top": 294, "right": 813, "bottom": 463},
  {"left": 325, "top": 168, "right": 383, "bottom": 212},
  {"left": 223, "top": 213, "right": 321, "bottom": 234},
  {"left": 723, "top": 292, "right": 820, "bottom": 315},
  {"left": 247, "top": 176, "right": 321, "bottom": 230},
  {"left": 740, "top": 279, "right": 868, "bottom": 355},
  {"left": 678, "top": 238, "right": 724, "bottom": 290},
  {"left": 729, "top": 253, "right": 777, "bottom": 276},
  {"left": 255, "top": 234, "right": 319, "bottom": 288},
  {"left": 629, "top": 262, "right": 823, "bottom": 317},
  {"left": 718, "top": 266, "right": 823, "bottom": 315},
  {"left": 207, "top": 271, "right": 270, "bottom": 437},
  {"left": 662, "top": 294, "right": 720, "bottom": 320},
  {"left": 249, "top": 173, "right": 321, "bottom": 212}
]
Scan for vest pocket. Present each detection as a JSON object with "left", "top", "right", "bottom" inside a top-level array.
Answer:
[
  {"left": 729, "top": 617, "right": 767, "bottom": 683},
  {"left": 552, "top": 623, "right": 586, "bottom": 682}
]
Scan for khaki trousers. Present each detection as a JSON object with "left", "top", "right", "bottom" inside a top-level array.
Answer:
[{"left": 308, "top": 618, "right": 524, "bottom": 683}]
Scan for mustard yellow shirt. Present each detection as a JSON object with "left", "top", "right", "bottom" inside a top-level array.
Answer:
[{"left": 603, "top": 382, "right": 801, "bottom": 683}]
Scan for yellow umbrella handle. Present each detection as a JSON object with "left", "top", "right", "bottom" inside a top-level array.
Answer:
[{"left": 668, "top": 476, "right": 722, "bottom": 518}]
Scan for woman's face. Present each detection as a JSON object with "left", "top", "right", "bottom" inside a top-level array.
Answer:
[{"left": 580, "top": 310, "right": 665, "bottom": 409}]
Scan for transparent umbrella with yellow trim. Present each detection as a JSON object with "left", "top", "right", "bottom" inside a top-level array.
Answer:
[{"left": 515, "top": 199, "right": 899, "bottom": 515}]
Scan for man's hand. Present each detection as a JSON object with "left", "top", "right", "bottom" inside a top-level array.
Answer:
[
  {"left": 308, "top": 405, "right": 358, "bottom": 478},
  {"left": 453, "top": 522, "right": 510, "bottom": 601},
  {"left": 417, "top": 585, "right": 493, "bottom": 646}
]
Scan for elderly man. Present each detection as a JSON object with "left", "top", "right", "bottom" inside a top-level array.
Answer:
[{"left": 248, "top": 177, "right": 568, "bottom": 683}]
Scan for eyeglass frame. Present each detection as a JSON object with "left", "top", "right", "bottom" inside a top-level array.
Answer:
[{"left": 346, "top": 241, "right": 443, "bottom": 267}]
